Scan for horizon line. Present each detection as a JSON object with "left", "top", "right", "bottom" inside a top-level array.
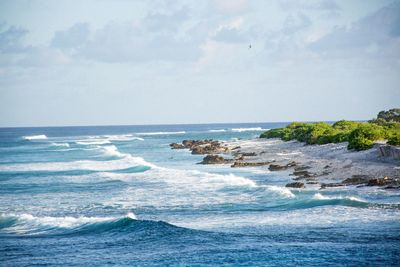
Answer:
[{"left": 0, "top": 119, "right": 366, "bottom": 129}]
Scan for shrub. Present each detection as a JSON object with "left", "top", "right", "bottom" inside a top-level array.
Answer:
[
  {"left": 305, "top": 123, "right": 333, "bottom": 144},
  {"left": 332, "top": 120, "right": 361, "bottom": 131},
  {"left": 387, "top": 132, "right": 400, "bottom": 146},
  {"left": 347, "top": 123, "right": 386, "bottom": 151},
  {"left": 317, "top": 128, "right": 341, "bottom": 144},
  {"left": 260, "top": 109, "right": 399, "bottom": 151},
  {"left": 376, "top": 108, "right": 400, "bottom": 122},
  {"left": 331, "top": 131, "right": 351, "bottom": 143},
  {"left": 260, "top": 128, "right": 293, "bottom": 141}
]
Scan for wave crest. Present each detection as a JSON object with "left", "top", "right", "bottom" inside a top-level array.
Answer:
[
  {"left": 231, "top": 127, "right": 268, "bottom": 132},
  {"left": 22, "top": 135, "right": 47, "bottom": 140},
  {"left": 136, "top": 131, "right": 186, "bottom": 136},
  {"left": 0, "top": 213, "right": 137, "bottom": 235}
]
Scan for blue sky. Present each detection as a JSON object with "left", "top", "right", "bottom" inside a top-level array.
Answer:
[{"left": 0, "top": 0, "right": 399, "bottom": 127}]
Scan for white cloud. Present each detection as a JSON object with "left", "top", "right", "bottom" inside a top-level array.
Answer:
[
  {"left": 309, "top": 2, "right": 400, "bottom": 63},
  {"left": 51, "top": 22, "right": 90, "bottom": 49}
]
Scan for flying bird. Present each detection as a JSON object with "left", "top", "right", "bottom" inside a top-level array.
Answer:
[{"left": 248, "top": 44, "right": 252, "bottom": 49}]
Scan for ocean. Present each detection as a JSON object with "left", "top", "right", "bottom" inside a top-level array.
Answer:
[{"left": 0, "top": 123, "right": 399, "bottom": 266}]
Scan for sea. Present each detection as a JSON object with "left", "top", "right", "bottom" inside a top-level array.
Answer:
[{"left": 0, "top": 123, "right": 399, "bottom": 266}]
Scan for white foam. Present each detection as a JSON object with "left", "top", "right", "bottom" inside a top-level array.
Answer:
[
  {"left": 0, "top": 155, "right": 154, "bottom": 172},
  {"left": 197, "top": 171, "right": 257, "bottom": 187},
  {"left": 127, "top": 212, "right": 137, "bottom": 220},
  {"left": 175, "top": 206, "right": 400, "bottom": 230},
  {"left": 208, "top": 129, "right": 226, "bottom": 132},
  {"left": 103, "top": 135, "right": 144, "bottom": 141},
  {"left": 231, "top": 127, "right": 268, "bottom": 132},
  {"left": 312, "top": 193, "right": 329, "bottom": 200},
  {"left": 51, "top": 142, "right": 70, "bottom": 148},
  {"left": 22, "top": 135, "right": 47, "bottom": 140},
  {"left": 100, "top": 145, "right": 129, "bottom": 158},
  {"left": 131, "top": 164, "right": 257, "bottom": 190},
  {"left": 264, "top": 185, "right": 296, "bottom": 198},
  {"left": 136, "top": 131, "right": 186, "bottom": 136},
  {"left": 76, "top": 140, "right": 111, "bottom": 145},
  {"left": 312, "top": 193, "right": 366, "bottom": 202},
  {"left": 1, "top": 212, "right": 137, "bottom": 234},
  {"left": 18, "top": 213, "right": 114, "bottom": 228}
]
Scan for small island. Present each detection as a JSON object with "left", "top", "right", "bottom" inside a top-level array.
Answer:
[{"left": 170, "top": 109, "right": 400, "bottom": 189}]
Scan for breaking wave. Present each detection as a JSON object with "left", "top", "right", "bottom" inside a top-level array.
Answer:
[
  {"left": 0, "top": 155, "right": 154, "bottom": 172},
  {"left": 50, "top": 142, "right": 70, "bottom": 148},
  {"left": 76, "top": 140, "right": 112, "bottom": 145},
  {"left": 231, "top": 127, "right": 268, "bottom": 132},
  {"left": 208, "top": 129, "right": 227, "bottom": 132},
  {"left": 280, "top": 193, "right": 369, "bottom": 210},
  {"left": 22, "top": 135, "right": 48, "bottom": 140},
  {"left": 264, "top": 185, "right": 296, "bottom": 198},
  {"left": 103, "top": 135, "right": 144, "bottom": 141},
  {"left": 0, "top": 212, "right": 151, "bottom": 236},
  {"left": 136, "top": 131, "right": 186, "bottom": 136}
]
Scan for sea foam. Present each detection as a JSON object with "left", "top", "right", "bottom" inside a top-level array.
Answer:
[
  {"left": 265, "top": 185, "right": 296, "bottom": 198},
  {"left": 231, "top": 127, "right": 268, "bottom": 132},
  {"left": 22, "top": 135, "right": 48, "bottom": 140},
  {"left": 136, "top": 131, "right": 186, "bottom": 136},
  {"left": 76, "top": 140, "right": 111, "bottom": 145},
  {"left": 0, "top": 213, "right": 137, "bottom": 235},
  {"left": 208, "top": 129, "right": 227, "bottom": 132}
]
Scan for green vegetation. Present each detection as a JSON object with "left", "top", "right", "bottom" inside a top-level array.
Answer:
[
  {"left": 387, "top": 132, "right": 400, "bottom": 146},
  {"left": 260, "top": 109, "right": 400, "bottom": 151}
]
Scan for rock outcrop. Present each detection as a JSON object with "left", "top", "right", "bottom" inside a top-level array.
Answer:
[
  {"left": 320, "top": 175, "right": 399, "bottom": 189},
  {"left": 170, "top": 143, "right": 185, "bottom": 149},
  {"left": 268, "top": 161, "right": 297, "bottom": 171},
  {"left": 170, "top": 139, "right": 230, "bottom": 155},
  {"left": 341, "top": 175, "right": 371, "bottom": 185},
  {"left": 199, "top": 155, "right": 233, "bottom": 165},
  {"left": 231, "top": 160, "right": 275, "bottom": 168},
  {"left": 285, "top": 182, "right": 305, "bottom": 188},
  {"left": 378, "top": 145, "right": 400, "bottom": 160},
  {"left": 367, "top": 177, "right": 399, "bottom": 187}
]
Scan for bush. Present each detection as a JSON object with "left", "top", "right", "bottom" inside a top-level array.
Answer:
[
  {"left": 347, "top": 123, "right": 386, "bottom": 151},
  {"left": 305, "top": 123, "right": 332, "bottom": 144},
  {"left": 376, "top": 109, "right": 400, "bottom": 122},
  {"left": 260, "top": 109, "right": 399, "bottom": 151},
  {"left": 387, "top": 132, "right": 400, "bottom": 146},
  {"left": 260, "top": 127, "right": 294, "bottom": 141},
  {"left": 332, "top": 120, "right": 361, "bottom": 131}
]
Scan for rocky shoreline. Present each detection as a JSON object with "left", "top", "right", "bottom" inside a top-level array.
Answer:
[{"left": 170, "top": 138, "right": 400, "bottom": 189}]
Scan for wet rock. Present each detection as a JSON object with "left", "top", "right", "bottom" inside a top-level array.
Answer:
[
  {"left": 292, "top": 170, "right": 313, "bottom": 177},
  {"left": 341, "top": 175, "right": 371, "bottom": 185},
  {"left": 294, "top": 165, "right": 311, "bottom": 171},
  {"left": 199, "top": 155, "right": 232, "bottom": 164},
  {"left": 231, "top": 161, "right": 274, "bottom": 168},
  {"left": 172, "top": 139, "right": 230, "bottom": 155},
  {"left": 378, "top": 145, "right": 400, "bottom": 160},
  {"left": 320, "top": 183, "right": 344, "bottom": 189},
  {"left": 191, "top": 145, "right": 229, "bottom": 155},
  {"left": 367, "top": 177, "right": 398, "bottom": 187},
  {"left": 268, "top": 161, "right": 297, "bottom": 171},
  {"left": 285, "top": 182, "right": 305, "bottom": 188},
  {"left": 241, "top": 152, "right": 257, "bottom": 157},
  {"left": 169, "top": 143, "right": 185, "bottom": 149}
]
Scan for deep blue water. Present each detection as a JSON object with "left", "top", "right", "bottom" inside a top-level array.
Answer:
[{"left": 1, "top": 123, "right": 399, "bottom": 266}]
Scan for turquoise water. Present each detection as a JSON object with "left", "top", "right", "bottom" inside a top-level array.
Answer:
[{"left": 1, "top": 123, "right": 399, "bottom": 266}]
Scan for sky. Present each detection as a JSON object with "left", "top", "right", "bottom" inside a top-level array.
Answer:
[{"left": 0, "top": 0, "right": 399, "bottom": 127}]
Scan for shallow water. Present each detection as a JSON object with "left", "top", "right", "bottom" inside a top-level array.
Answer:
[{"left": 1, "top": 123, "right": 399, "bottom": 266}]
